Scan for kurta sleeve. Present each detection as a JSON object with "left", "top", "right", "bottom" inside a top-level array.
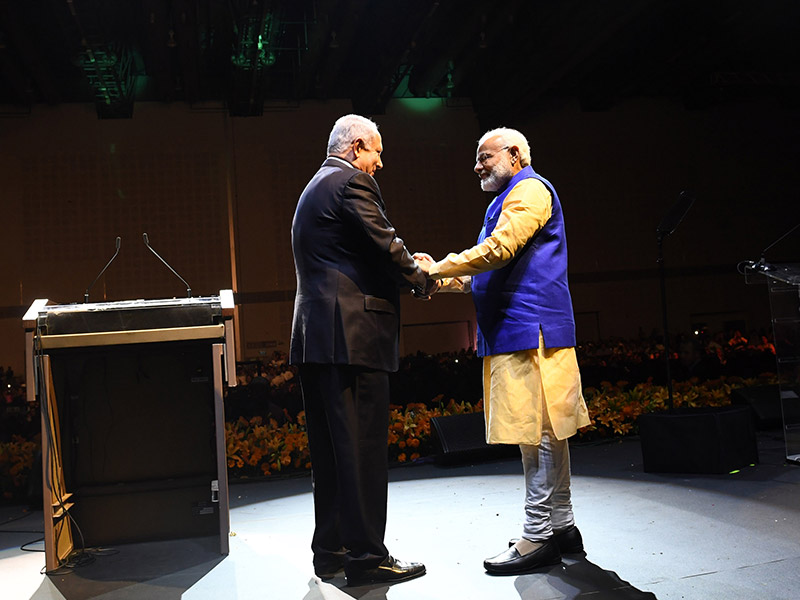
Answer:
[
  {"left": 436, "top": 275, "right": 472, "bottom": 293},
  {"left": 429, "top": 178, "right": 552, "bottom": 280}
]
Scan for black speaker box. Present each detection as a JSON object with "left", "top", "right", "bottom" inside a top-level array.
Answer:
[
  {"left": 430, "top": 412, "right": 519, "bottom": 465},
  {"left": 638, "top": 405, "right": 759, "bottom": 474},
  {"left": 730, "top": 384, "right": 782, "bottom": 429}
]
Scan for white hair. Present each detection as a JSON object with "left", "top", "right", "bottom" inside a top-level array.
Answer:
[
  {"left": 478, "top": 127, "right": 531, "bottom": 167},
  {"left": 327, "top": 114, "right": 380, "bottom": 155}
]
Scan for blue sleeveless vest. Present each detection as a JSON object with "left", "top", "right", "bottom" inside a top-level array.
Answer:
[{"left": 471, "top": 166, "right": 576, "bottom": 356}]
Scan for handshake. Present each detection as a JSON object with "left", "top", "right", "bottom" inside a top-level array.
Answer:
[{"left": 412, "top": 252, "right": 439, "bottom": 300}]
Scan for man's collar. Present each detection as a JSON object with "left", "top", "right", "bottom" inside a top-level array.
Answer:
[{"left": 326, "top": 155, "right": 354, "bottom": 169}]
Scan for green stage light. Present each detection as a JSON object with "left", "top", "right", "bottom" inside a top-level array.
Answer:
[{"left": 395, "top": 98, "right": 443, "bottom": 114}]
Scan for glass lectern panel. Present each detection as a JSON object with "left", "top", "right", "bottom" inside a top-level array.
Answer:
[{"left": 759, "top": 266, "right": 800, "bottom": 463}]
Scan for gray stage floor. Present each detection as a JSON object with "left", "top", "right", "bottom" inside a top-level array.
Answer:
[{"left": 2, "top": 430, "right": 799, "bottom": 600}]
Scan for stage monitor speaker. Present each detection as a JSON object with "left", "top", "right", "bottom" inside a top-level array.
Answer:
[
  {"left": 430, "top": 412, "right": 518, "bottom": 465},
  {"left": 730, "top": 384, "right": 782, "bottom": 429},
  {"left": 638, "top": 405, "right": 758, "bottom": 474}
]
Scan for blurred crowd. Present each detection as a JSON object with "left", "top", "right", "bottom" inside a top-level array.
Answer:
[
  {"left": 224, "top": 328, "right": 778, "bottom": 423},
  {"left": 0, "top": 366, "right": 37, "bottom": 442},
  {"left": 226, "top": 352, "right": 303, "bottom": 423},
  {"left": 577, "top": 328, "right": 777, "bottom": 388}
]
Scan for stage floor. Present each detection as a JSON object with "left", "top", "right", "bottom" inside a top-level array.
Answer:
[{"left": 2, "top": 430, "right": 799, "bottom": 600}]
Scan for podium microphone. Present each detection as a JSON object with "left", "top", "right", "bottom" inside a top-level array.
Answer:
[
  {"left": 757, "top": 222, "right": 799, "bottom": 270},
  {"left": 85, "top": 236, "right": 121, "bottom": 303},
  {"left": 142, "top": 232, "right": 192, "bottom": 297}
]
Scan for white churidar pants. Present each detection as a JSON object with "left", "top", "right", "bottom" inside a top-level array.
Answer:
[{"left": 519, "top": 402, "right": 575, "bottom": 541}]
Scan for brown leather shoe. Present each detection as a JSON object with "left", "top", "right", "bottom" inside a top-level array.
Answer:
[{"left": 346, "top": 555, "right": 426, "bottom": 586}]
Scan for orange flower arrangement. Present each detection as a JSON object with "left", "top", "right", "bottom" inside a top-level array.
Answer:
[
  {"left": 225, "top": 396, "right": 489, "bottom": 477},
  {"left": 580, "top": 376, "right": 771, "bottom": 438},
  {"left": 0, "top": 434, "right": 39, "bottom": 501},
  {"left": 226, "top": 415, "right": 311, "bottom": 478},
  {"left": 0, "top": 374, "right": 777, "bottom": 491},
  {"left": 384, "top": 397, "right": 483, "bottom": 464},
  {"left": 224, "top": 376, "right": 773, "bottom": 478},
  {"left": 226, "top": 378, "right": 768, "bottom": 477}
]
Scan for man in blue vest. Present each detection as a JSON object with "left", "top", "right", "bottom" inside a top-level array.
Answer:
[{"left": 416, "top": 127, "right": 591, "bottom": 574}]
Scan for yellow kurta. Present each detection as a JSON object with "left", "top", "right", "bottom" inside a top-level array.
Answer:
[{"left": 430, "top": 178, "right": 590, "bottom": 445}]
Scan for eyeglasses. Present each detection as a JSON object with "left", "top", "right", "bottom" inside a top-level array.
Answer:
[{"left": 476, "top": 146, "right": 509, "bottom": 165}]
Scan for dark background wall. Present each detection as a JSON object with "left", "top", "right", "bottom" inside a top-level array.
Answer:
[{"left": 2, "top": 94, "right": 798, "bottom": 373}]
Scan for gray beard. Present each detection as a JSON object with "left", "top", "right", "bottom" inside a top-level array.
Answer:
[
  {"left": 480, "top": 163, "right": 512, "bottom": 192},
  {"left": 480, "top": 175, "right": 501, "bottom": 192}
]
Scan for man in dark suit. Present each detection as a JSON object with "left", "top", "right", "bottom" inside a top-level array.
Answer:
[{"left": 290, "top": 114, "right": 431, "bottom": 586}]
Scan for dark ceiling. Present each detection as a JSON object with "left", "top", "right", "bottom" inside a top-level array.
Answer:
[{"left": 1, "top": 0, "right": 798, "bottom": 122}]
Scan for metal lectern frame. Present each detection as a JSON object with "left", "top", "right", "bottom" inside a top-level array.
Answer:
[{"left": 746, "top": 264, "right": 800, "bottom": 464}]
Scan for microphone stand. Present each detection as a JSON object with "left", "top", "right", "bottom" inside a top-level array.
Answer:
[
  {"left": 655, "top": 192, "right": 694, "bottom": 412},
  {"left": 656, "top": 232, "right": 674, "bottom": 411},
  {"left": 143, "top": 233, "right": 192, "bottom": 298},
  {"left": 85, "top": 236, "right": 121, "bottom": 303}
]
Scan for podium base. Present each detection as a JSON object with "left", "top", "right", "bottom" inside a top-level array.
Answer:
[{"left": 638, "top": 405, "right": 758, "bottom": 474}]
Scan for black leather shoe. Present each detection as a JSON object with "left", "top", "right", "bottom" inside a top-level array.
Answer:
[
  {"left": 346, "top": 555, "right": 426, "bottom": 586},
  {"left": 553, "top": 525, "right": 584, "bottom": 554},
  {"left": 485, "top": 539, "right": 561, "bottom": 574},
  {"left": 509, "top": 525, "right": 585, "bottom": 554}
]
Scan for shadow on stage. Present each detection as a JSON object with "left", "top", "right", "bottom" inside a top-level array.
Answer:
[
  {"left": 303, "top": 555, "right": 657, "bottom": 599},
  {"left": 29, "top": 536, "right": 224, "bottom": 600},
  {"left": 514, "top": 555, "right": 658, "bottom": 599}
]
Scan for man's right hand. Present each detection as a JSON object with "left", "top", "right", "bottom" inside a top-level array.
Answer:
[{"left": 413, "top": 252, "right": 435, "bottom": 274}]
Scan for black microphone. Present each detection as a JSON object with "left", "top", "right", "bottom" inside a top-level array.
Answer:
[
  {"left": 755, "top": 222, "right": 800, "bottom": 271},
  {"left": 656, "top": 191, "right": 695, "bottom": 238},
  {"left": 142, "top": 232, "right": 192, "bottom": 297},
  {"left": 738, "top": 222, "right": 799, "bottom": 274},
  {"left": 85, "top": 236, "right": 121, "bottom": 303}
]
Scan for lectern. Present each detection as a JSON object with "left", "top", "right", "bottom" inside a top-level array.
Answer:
[
  {"left": 23, "top": 291, "right": 237, "bottom": 572},
  {"left": 745, "top": 264, "right": 800, "bottom": 464}
]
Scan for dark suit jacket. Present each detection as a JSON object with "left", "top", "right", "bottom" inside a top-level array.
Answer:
[{"left": 290, "top": 157, "right": 427, "bottom": 372}]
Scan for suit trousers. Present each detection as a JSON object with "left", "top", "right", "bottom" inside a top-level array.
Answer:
[{"left": 299, "top": 363, "right": 390, "bottom": 573}]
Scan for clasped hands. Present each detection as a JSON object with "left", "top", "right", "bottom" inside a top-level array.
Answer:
[{"left": 412, "top": 252, "right": 439, "bottom": 300}]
